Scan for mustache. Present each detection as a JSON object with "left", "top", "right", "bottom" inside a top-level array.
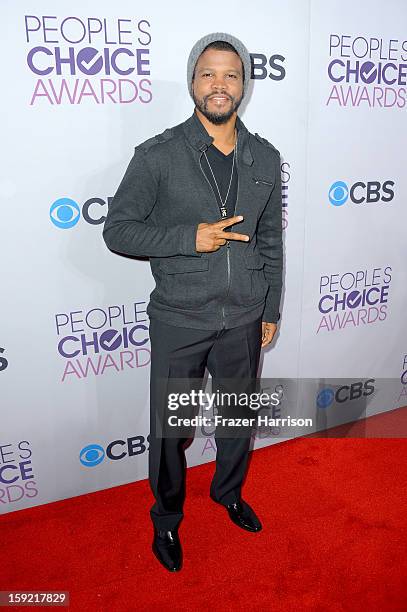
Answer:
[{"left": 204, "top": 93, "right": 234, "bottom": 102}]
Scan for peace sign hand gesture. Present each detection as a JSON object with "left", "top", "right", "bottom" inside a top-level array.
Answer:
[{"left": 196, "top": 216, "right": 249, "bottom": 253}]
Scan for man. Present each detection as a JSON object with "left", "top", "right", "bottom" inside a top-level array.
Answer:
[{"left": 103, "top": 32, "right": 283, "bottom": 572}]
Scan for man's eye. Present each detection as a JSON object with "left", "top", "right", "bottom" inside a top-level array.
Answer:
[
  {"left": 227, "top": 74, "right": 237, "bottom": 79},
  {"left": 202, "top": 72, "right": 212, "bottom": 77}
]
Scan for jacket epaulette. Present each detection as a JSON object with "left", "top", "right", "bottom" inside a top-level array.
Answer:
[
  {"left": 139, "top": 128, "right": 175, "bottom": 153},
  {"left": 254, "top": 132, "right": 279, "bottom": 155}
]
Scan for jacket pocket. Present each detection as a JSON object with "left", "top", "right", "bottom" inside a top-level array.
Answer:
[
  {"left": 160, "top": 257, "right": 209, "bottom": 274},
  {"left": 245, "top": 254, "right": 268, "bottom": 301},
  {"left": 158, "top": 256, "right": 209, "bottom": 309},
  {"left": 252, "top": 176, "right": 275, "bottom": 187}
]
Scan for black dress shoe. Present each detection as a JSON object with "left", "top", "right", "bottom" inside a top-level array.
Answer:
[
  {"left": 152, "top": 527, "right": 182, "bottom": 572},
  {"left": 211, "top": 496, "right": 263, "bottom": 532}
]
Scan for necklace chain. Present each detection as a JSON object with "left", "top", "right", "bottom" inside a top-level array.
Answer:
[{"left": 203, "top": 130, "right": 238, "bottom": 218}]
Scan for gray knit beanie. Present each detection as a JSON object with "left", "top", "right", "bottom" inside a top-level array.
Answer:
[{"left": 187, "top": 32, "right": 251, "bottom": 101}]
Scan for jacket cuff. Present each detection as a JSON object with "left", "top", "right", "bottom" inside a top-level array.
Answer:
[
  {"left": 262, "top": 300, "right": 281, "bottom": 324},
  {"left": 181, "top": 224, "right": 201, "bottom": 256}
]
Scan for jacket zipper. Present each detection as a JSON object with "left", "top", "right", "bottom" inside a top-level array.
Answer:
[
  {"left": 199, "top": 147, "right": 239, "bottom": 329},
  {"left": 253, "top": 178, "right": 273, "bottom": 186},
  {"left": 225, "top": 166, "right": 239, "bottom": 327}
]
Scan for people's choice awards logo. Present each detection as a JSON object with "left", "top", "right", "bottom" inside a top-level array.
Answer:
[
  {"left": 25, "top": 15, "right": 152, "bottom": 106},
  {"left": 55, "top": 301, "right": 151, "bottom": 382},
  {"left": 0, "top": 441, "right": 38, "bottom": 505},
  {"left": 317, "top": 266, "right": 392, "bottom": 333},
  {"left": 328, "top": 180, "right": 394, "bottom": 206},
  {"left": 326, "top": 34, "right": 407, "bottom": 109},
  {"left": 281, "top": 162, "right": 290, "bottom": 230}
]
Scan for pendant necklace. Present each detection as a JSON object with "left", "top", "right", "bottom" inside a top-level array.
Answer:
[{"left": 203, "top": 130, "right": 238, "bottom": 219}]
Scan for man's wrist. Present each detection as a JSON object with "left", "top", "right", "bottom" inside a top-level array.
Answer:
[
  {"left": 263, "top": 311, "right": 281, "bottom": 324},
  {"left": 182, "top": 224, "right": 202, "bottom": 256}
]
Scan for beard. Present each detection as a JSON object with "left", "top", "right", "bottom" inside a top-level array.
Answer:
[{"left": 193, "top": 90, "right": 243, "bottom": 125}]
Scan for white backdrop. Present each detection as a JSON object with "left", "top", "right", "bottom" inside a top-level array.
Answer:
[{"left": 1, "top": 0, "right": 406, "bottom": 514}]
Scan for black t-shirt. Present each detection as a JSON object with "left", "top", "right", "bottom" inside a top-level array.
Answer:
[{"left": 201, "top": 144, "right": 238, "bottom": 232}]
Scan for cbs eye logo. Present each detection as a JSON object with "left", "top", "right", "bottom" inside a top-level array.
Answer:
[
  {"left": 317, "top": 380, "right": 375, "bottom": 408},
  {"left": 329, "top": 181, "right": 349, "bottom": 206},
  {"left": 50, "top": 196, "right": 112, "bottom": 229},
  {"left": 50, "top": 198, "right": 80, "bottom": 229},
  {"left": 328, "top": 180, "right": 394, "bottom": 206},
  {"left": 79, "top": 444, "right": 105, "bottom": 467},
  {"left": 79, "top": 436, "right": 149, "bottom": 467},
  {"left": 316, "top": 388, "right": 335, "bottom": 408}
]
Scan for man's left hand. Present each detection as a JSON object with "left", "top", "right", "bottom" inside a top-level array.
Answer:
[{"left": 261, "top": 321, "right": 277, "bottom": 348}]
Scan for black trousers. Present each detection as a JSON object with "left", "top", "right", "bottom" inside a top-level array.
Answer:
[{"left": 148, "top": 316, "right": 262, "bottom": 531}]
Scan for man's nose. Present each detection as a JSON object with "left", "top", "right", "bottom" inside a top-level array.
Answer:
[{"left": 212, "top": 76, "right": 227, "bottom": 90}]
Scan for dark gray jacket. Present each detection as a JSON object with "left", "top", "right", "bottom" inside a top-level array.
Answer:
[{"left": 102, "top": 112, "right": 283, "bottom": 330}]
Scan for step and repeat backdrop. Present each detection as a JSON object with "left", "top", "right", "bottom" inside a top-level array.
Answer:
[{"left": 1, "top": 0, "right": 406, "bottom": 514}]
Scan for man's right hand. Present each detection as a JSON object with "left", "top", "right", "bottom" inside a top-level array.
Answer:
[{"left": 195, "top": 216, "right": 249, "bottom": 253}]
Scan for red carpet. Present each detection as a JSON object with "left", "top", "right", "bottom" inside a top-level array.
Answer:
[{"left": 1, "top": 410, "right": 406, "bottom": 611}]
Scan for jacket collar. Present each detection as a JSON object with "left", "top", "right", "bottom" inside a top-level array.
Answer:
[{"left": 182, "top": 111, "right": 254, "bottom": 166}]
